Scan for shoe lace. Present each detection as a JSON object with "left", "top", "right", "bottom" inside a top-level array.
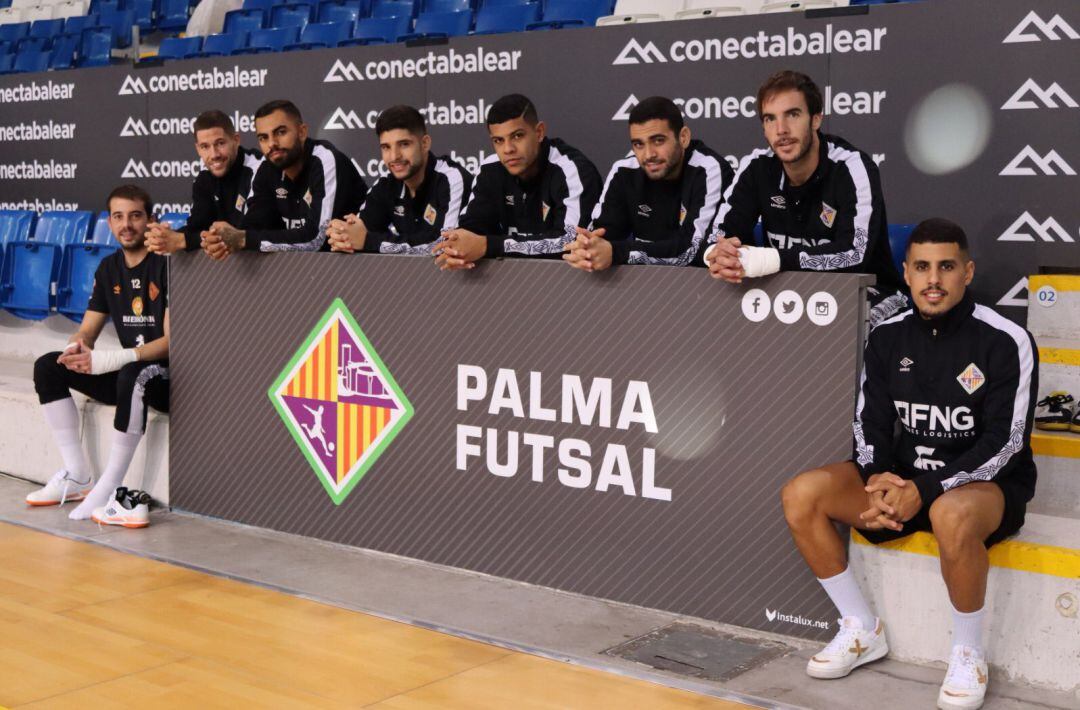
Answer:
[
  {"left": 945, "top": 646, "right": 984, "bottom": 688},
  {"left": 822, "top": 617, "right": 864, "bottom": 655},
  {"left": 48, "top": 470, "right": 75, "bottom": 506}
]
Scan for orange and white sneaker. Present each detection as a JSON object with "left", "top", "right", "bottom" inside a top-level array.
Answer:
[
  {"left": 91, "top": 487, "right": 150, "bottom": 528},
  {"left": 806, "top": 616, "right": 888, "bottom": 679},
  {"left": 938, "top": 645, "right": 988, "bottom": 709},
  {"left": 25, "top": 470, "right": 94, "bottom": 507}
]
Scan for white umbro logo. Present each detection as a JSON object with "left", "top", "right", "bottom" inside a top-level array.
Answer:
[
  {"left": 637, "top": 204, "right": 652, "bottom": 217},
  {"left": 505, "top": 195, "right": 514, "bottom": 206},
  {"left": 275, "top": 187, "right": 288, "bottom": 199},
  {"left": 771, "top": 195, "right": 786, "bottom": 208},
  {"left": 1003, "top": 11, "right": 1079, "bottom": 43},
  {"left": 900, "top": 357, "right": 914, "bottom": 372}
]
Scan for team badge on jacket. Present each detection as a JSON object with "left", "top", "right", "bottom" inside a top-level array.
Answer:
[
  {"left": 303, "top": 189, "right": 313, "bottom": 206},
  {"left": 541, "top": 201, "right": 550, "bottom": 221},
  {"left": 957, "top": 363, "right": 986, "bottom": 395},
  {"left": 235, "top": 194, "right": 246, "bottom": 212},
  {"left": 820, "top": 202, "right": 837, "bottom": 228},
  {"left": 679, "top": 205, "right": 687, "bottom": 225},
  {"left": 423, "top": 204, "right": 437, "bottom": 225}
]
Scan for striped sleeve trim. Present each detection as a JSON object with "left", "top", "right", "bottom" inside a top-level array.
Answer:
[
  {"left": 940, "top": 306, "right": 1036, "bottom": 491},
  {"left": 459, "top": 153, "right": 501, "bottom": 217},
  {"left": 591, "top": 155, "right": 638, "bottom": 223},
  {"left": 434, "top": 158, "right": 466, "bottom": 230},
  {"left": 852, "top": 310, "right": 912, "bottom": 465},
  {"left": 709, "top": 147, "right": 771, "bottom": 243},
  {"left": 797, "top": 142, "right": 873, "bottom": 270}
]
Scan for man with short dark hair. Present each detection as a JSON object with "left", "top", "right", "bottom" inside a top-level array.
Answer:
[
  {"left": 146, "top": 109, "right": 263, "bottom": 255},
  {"left": 435, "top": 94, "right": 601, "bottom": 270},
  {"left": 326, "top": 104, "right": 472, "bottom": 255},
  {"left": 27, "top": 185, "right": 170, "bottom": 528},
  {"left": 202, "top": 99, "right": 367, "bottom": 256},
  {"left": 780, "top": 219, "right": 1037, "bottom": 709},
  {"left": 705, "top": 70, "right": 906, "bottom": 325},
  {"left": 564, "top": 96, "right": 733, "bottom": 271}
]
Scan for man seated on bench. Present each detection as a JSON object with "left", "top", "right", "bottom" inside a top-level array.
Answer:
[
  {"left": 26, "top": 185, "right": 169, "bottom": 529},
  {"left": 780, "top": 218, "right": 1038, "bottom": 710}
]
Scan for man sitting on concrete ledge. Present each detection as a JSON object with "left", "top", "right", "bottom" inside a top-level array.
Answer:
[
  {"left": 26, "top": 184, "right": 169, "bottom": 529},
  {"left": 780, "top": 218, "right": 1038, "bottom": 710}
]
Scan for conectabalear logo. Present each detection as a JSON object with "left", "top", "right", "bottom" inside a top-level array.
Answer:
[{"left": 269, "top": 299, "right": 413, "bottom": 504}]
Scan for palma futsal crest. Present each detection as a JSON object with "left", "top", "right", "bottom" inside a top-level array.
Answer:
[{"left": 269, "top": 299, "right": 413, "bottom": 504}]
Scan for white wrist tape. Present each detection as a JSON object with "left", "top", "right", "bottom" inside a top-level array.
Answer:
[
  {"left": 90, "top": 348, "right": 138, "bottom": 375},
  {"left": 63, "top": 341, "right": 80, "bottom": 353},
  {"left": 737, "top": 246, "right": 781, "bottom": 278}
]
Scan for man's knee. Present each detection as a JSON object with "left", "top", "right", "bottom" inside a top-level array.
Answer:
[
  {"left": 34, "top": 352, "right": 67, "bottom": 400},
  {"left": 929, "top": 493, "right": 983, "bottom": 550},
  {"left": 114, "top": 361, "right": 144, "bottom": 397},
  {"left": 781, "top": 469, "right": 830, "bottom": 524}
]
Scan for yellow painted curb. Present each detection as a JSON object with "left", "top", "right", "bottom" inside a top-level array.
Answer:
[
  {"left": 1029, "top": 274, "right": 1080, "bottom": 293},
  {"left": 852, "top": 530, "right": 1080, "bottom": 579},
  {"left": 1032, "top": 431, "right": 1080, "bottom": 459},
  {"left": 1039, "top": 347, "right": 1080, "bottom": 367}
]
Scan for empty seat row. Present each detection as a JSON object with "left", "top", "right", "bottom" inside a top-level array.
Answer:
[
  {"left": 0, "top": 0, "right": 187, "bottom": 32},
  {"left": 0, "top": 210, "right": 116, "bottom": 321}
]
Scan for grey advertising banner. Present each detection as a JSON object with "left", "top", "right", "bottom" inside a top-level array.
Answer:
[
  {"left": 1, "top": 0, "right": 1077, "bottom": 318},
  {"left": 170, "top": 254, "right": 872, "bottom": 640}
]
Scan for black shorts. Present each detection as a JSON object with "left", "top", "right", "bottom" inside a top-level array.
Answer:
[{"left": 859, "top": 477, "right": 1028, "bottom": 549}]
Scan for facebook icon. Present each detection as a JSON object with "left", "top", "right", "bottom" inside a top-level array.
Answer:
[{"left": 742, "top": 289, "right": 771, "bottom": 323}]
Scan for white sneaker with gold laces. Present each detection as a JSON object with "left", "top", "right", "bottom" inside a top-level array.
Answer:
[
  {"left": 806, "top": 616, "right": 888, "bottom": 679},
  {"left": 938, "top": 645, "right": 988, "bottom": 709}
]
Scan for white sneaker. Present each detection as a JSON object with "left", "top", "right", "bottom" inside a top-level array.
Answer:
[
  {"left": 806, "top": 616, "right": 889, "bottom": 679},
  {"left": 90, "top": 487, "right": 150, "bottom": 529},
  {"left": 938, "top": 645, "right": 988, "bottom": 709},
  {"left": 25, "top": 470, "right": 94, "bottom": 506}
]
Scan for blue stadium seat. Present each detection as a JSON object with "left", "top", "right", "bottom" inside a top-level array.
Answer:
[
  {"left": 286, "top": 19, "right": 350, "bottom": 48},
  {"left": 29, "top": 18, "right": 65, "bottom": 40},
  {"left": 340, "top": 14, "right": 408, "bottom": 43},
  {"left": 888, "top": 223, "right": 914, "bottom": 275},
  {"left": 0, "top": 54, "right": 12, "bottom": 74},
  {"left": 0, "top": 40, "right": 12, "bottom": 56},
  {"left": 316, "top": 0, "right": 361, "bottom": 25},
  {"left": 398, "top": 8, "right": 469, "bottom": 39},
  {"left": 482, "top": 0, "right": 533, "bottom": 5},
  {"left": 422, "top": 0, "right": 470, "bottom": 12},
  {"left": 89, "top": 0, "right": 119, "bottom": 14},
  {"left": 15, "top": 36, "right": 49, "bottom": 53},
  {"left": 12, "top": 48, "right": 49, "bottom": 72},
  {"left": 157, "top": 212, "right": 189, "bottom": 229},
  {"left": 224, "top": 7, "right": 266, "bottom": 33},
  {"left": 77, "top": 25, "right": 113, "bottom": 66},
  {"left": 473, "top": 1, "right": 537, "bottom": 33},
  {"left": 155, "top": 0, "right": 191, "bottom": 31},
  {"left": 129, "top": 0, "right": 154, "bottom": 31},
  {"left": 97, "top": 8, "right": 134, "bottom": 47},
  {"left": 372, "top": 0, "right": 415, "bottom": 18},
  {"left": 63, "top": 14, "right": 98, "bottom": 37},
  {"left": 199, "top": 31, "right": 246, "bottom": 56},
  {"left": 0, "top": 210, "right": 36, "bottom": 277},
  {"left": 157, "top": 34, "right": 201, "bottom": 58},
  {"left": 241, "top": 25, "right": 298, "bottom": 52},
  {"left": 0, "top": 22, "right": 30, "bottom": 43},
  {"left": 271, "top": 2, "right": 313, "bottom": 29},
  {"left": 0, "top": 211, "right": 92, "bottom": 320},
  {"left": 242, "top": 0, "right": 274, "bottom": 11},
  {"left": 48, "top": 33, "right": 79, "bottom": 69},
  {"left": 528, "top": 0, "right": 610, "bottom": 29},
  {"left": 57, "top": 213, "right": 118, "bottom": 323}
]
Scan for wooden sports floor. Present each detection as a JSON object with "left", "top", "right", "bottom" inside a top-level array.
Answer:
[{"left": 0, "top": 523, "right": 749, "bottom": 709}]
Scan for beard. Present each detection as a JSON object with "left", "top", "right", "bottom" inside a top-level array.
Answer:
[{"left": 270, "top": 142, "right": 304, "bottom": 171}]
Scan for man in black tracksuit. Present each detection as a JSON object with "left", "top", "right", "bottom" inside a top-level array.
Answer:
[
  {"left": 434, "top": 94, "right": 601, "bottom": 270},
  {"left": 146, "top": 110, "right": 263, "bottom": 256},
  {"left": 781, "top": 219, "right": 1037, "bottom": 709},
  {"left": 327, "top": 105, "right": 472, "bottom": 256},
  {"left": 202, "top": 100, "right": 367, "bottom": 257},
  {"left": 564, "top": 96, "right": 733, "bottom": 271},
  {"left": 705, "top": 71, "right": 905, "bottom": 326}
]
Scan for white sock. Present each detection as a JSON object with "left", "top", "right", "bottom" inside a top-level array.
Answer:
[
  {"left": 42, "top": 398, "right": 91, "bottom": 482},
  {"left": 951, "top": 605, "right": 986, "bottom": 655},
  {"left": 69, "top": 430, "right": 141, "bottom": 520},
  {"left": 818, "top": 567, "right": 877, "bottom": 631}
]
